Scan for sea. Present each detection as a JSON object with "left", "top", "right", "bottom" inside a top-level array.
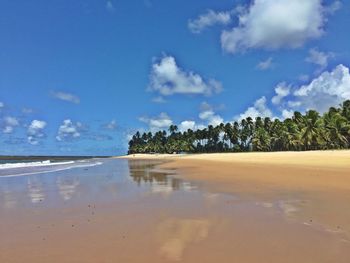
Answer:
[{"left": 0, "top": 156, "right": 105, "bottom": 177}]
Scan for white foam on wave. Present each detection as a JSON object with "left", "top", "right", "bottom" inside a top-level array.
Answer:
[
  {"left": 0, "top": 160, "right": 75, "bottom": 170},
  {"left": 0, "top": 161, "right": 103, "bottom": 178}
]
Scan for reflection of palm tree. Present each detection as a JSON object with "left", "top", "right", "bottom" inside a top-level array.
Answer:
[
  {"left": 127, "top": 160, "right": 181, "bottom": 191},
  {"left": 56, "top": 176, "right": 80, "bottom": 201}
]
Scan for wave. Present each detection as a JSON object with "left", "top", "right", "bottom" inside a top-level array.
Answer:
[
  {"left": 0, "top": 160, "right": 75, "bottom": 170},
  {"left": 0, "top": 160, "right": 104, "bottom": 178}
]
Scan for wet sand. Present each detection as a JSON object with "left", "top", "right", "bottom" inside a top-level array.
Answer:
[
  {"left": 153, "top": 151, "right": 350, "bottom": 233},
  {"left": 1, "top": 154, "right": 350, "bottom": 262}
]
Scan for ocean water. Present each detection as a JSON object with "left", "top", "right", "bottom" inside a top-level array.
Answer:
[{"left": 0, "top": 157, "right": 103, "bottom": 177}]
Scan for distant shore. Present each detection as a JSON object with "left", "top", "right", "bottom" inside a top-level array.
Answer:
[{"left": 120, "top": 150, "right": 350, "bottom": 236}]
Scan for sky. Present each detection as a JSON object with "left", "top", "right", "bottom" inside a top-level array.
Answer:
[{"left": 0, "top": 0, "right": 350, "bottom": 156}]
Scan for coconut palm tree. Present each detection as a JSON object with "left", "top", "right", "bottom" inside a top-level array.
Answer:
[
  {"left": 324, "top": 112, "right": 350, "bottom": 149},
  {"left": 128, "top": 100, "right": 350, "bottom": 154},
  {"left": 300, "top": 110, "right": 324, "bottom": 150}
]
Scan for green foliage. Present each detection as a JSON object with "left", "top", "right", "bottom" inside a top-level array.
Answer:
[{"left": 128, "top": 100, "right": 350, "bottom": 154}]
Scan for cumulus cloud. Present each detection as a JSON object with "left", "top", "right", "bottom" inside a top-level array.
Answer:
[
  {"left": 52, "top": 91, "right": 80, "bottom": 104},
  {"left": 306, "top": 48, "right": 334, "bottom": 69},
  {"left": 253, "top": 64, "right": 350, "bottom": 118},
  {"left": 139, "top": 112, "right": 173, "bottom": 132},
  {"left": 104, "top": 120, "right": 117, "bottom": 130},
  {"left": 179, "top": 120, "right": 197, "bottom": 132},
  {"left": 56, "top": 120, "right": 82, "bottom": 141},
  {"left": 2, "top": 117, "right": 19, "bottom": 134},
  {"left": 324, "top": 0, "right": 342, "bottom": 14},
  {"left": 198, "top": 102, "right": 224, "bottom": 126},
  {"left": 27, "top": 120, "right": 47, "bottom": 145},
  {"left": 0, "top": 102, "right": 4, "bottom": 109},
  {"left": 281, "top": 109, "right": 294, "bottom": 119},
  {"left": 250, "top": 64, "right": 350, "bottom": 119},
  {"left": 221, "top": 0, "right": 328, "bottom": 53},
  {"left": 271, "top": 82, "right": 291, "bottom": 105},
  {"left": 199, "top": 109, "right": 224, "bottom": 126},
  {"left": 256, "top": 57, "right": 274, "bottom": 70},
  {"left": 149, "top": 56, "right": 222, "bottom": 96},
  {"left": 188, "top": 9, "right": 232, "bottom": 33},
  {"left": 290, "top": 64, "right": 350, "bottom": 113},
  {"left": 236, "top": 96, "right": 273, "bottom": 120}
]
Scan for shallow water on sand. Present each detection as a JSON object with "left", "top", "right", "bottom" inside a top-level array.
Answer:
[{"left": 0, "top": 159, "right": 349, "bottom": 263}]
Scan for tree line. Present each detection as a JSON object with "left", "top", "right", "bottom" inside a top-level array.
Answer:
[{"left": 128, "top": 100, "right": 350, "bottom": 154}]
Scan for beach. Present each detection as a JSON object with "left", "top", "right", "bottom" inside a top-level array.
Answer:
[
  {"left": 123, "top": 150, "right": 350, "bottom": 259},
  {"left": 1, "top": 152, "right": 350, "bottom": 262}
]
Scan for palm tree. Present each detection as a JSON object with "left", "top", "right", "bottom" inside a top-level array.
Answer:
[
  {"left": 342, "top": 100, "right": 350, "bottom": 121},
  {"left": 301, "top": 110, "right": 324, "bottom": 150},
  {"left": 169, "top": 125, "right": 178, "bottom": 135},
  {"left": 128, "top": 100, "right": 350, "bottom": 154},
  {"left": 324, "top": 112, "right": 350, "bottom": 149},
  {"left": 252, "top": 127, "right": 271, "bottom": 151}
]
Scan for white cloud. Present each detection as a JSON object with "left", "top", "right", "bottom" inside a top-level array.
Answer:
[
  {"left": 27, "top": 120, "right": 47, "bottom": 145},
  {"left": 2, "top": 117, "right": 19, "bottom": 134},
  {"left": 287, "top": 101, "right": 302, "bottom": 108},
  {"left": 233, "top": 64, "right": 349, "bottom": 121},
  {"left": 52, "top": 91, "right": 80, "bottom": 104},
  {"left": 198, "top": 102, "right": 224, "bottom": 126},
  {"left": 291, "top": 64, "right": 350, "bottom": 113},
  {"left": 236, "top": 96, "right": 273, "bottom": 120},
  {"left": 0, "top": 102, "right": 4, "bottom": 109},
  {"left": 104, "top": 120, "right": 117, "bottom": 130},
  {"left": 306, "top": 48, "right": 334, "bottom": 69},
  {"left": 256, "top": 57, "right": 274, "bottom": 70},
  {"left": 3, "top": 126, "right": 14, "bottom": 134},
  {"left": 106, "top": 1, "right": 115, "bottom": 12},
  {"left": 199, "top": 110, "right": 224, "bottom": 126},
  {"left": 149, "top": 56, "right": 222, "bottom": 96},
  {"left": 271, "top": 82, "right": 291, "bottom": 105},
  {"left": 139, "top": 112, "right": 173, "bottom": 132},
  {"left": 56, "top": 120, "right": 82, "bottom": 141},
  {"left": 324, "top": 1, "right": 342, "bottom": 14},
  {"left": 281, "top": 109, "right": 294, "bottom": 119},
  {"left": 4, "top": 117, "right": 18, "bottom": 126},
  {"left": 188, "top": 9, "right": 232, "bottom": 34},
  {"left": 179, "top": 120, "right": 197, "bottom": 132},
  {"left": 221, "top": 0, "right": 326, "bottom": 53}
]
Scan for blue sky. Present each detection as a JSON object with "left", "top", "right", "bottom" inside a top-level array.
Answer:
[{"left": 1, "top": 0, "right": 350, "bottom": 155}]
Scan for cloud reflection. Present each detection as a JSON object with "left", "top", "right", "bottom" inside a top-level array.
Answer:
[
  {"left": 56, "top": 176, "right": 80, "bottom": 201},
  {"left": 27, "top": 177, "right": 45, "bottom": 203},
  {"left": 157, "top": 218, "right": 211, "bottom": 261}
]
